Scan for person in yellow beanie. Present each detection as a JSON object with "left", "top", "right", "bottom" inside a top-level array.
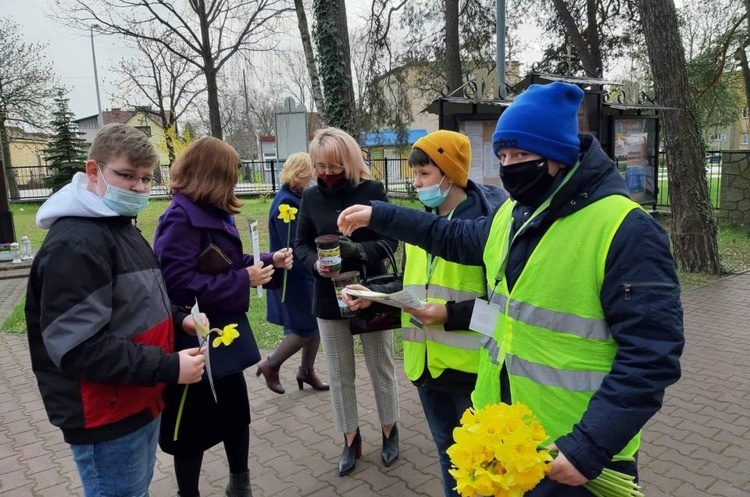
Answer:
[{"left": 343, "top": 129, "right": 507, "bottom": 497}]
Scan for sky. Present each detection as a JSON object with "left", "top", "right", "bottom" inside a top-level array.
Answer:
[
  {"left": 4, "top": 0, "right": 685, "bottom": 123},
  {"left": 3, "top": 0, "right": 379, "bottom": 121},
  {"left": 4, "top": 0, "right": 137, "bottom": 120}
]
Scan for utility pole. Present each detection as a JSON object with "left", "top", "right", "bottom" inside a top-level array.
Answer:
[
  {"left": 497, "top": 0, "right": 506, "bottom": 98},
  {"left": 91, "top": 26, "right": 103, "bottom": 127}
]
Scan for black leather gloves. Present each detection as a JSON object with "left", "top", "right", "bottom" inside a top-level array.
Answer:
[{"left": 338, "top": 236, "right": 367, "bottom": 261}]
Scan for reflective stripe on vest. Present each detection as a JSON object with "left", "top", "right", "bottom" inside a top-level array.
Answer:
[
  {"left": 481, "top": 292, "right": 611, "bottom": 366},
  {"left": 401, "top": 243, "right": 485, "bottom": 381},
  {"left": 473, "top": 195, "right": 641, "bottom": 459}
]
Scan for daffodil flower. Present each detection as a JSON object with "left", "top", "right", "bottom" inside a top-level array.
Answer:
[
  {"left": 278, "top": 204, "right": 298, "bottom": 223},
  {"left": 211, "top": 323, "right": 239, "bottom": 347},
  {"left": 278, "top": 203, "right": 297, "bottom": 302},
  {"left": 448, "top": 403, "right": 643, "bottom": 497}
]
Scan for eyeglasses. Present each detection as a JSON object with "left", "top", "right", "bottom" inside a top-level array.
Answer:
[
  {"left": 98, "top": 162, "right": 155, "bottom": 187},
  {"left": 314, "top": 162, "right": 345, "bottom": 174}
]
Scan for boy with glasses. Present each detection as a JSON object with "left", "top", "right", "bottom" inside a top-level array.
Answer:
[{"left": 26, "top": 123, "right": 206, "bottom": 497}]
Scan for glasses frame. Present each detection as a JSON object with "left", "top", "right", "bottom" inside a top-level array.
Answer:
[
  {"left": 313, "top": 162, "right": 345, "bottom": 174},
  {"left": 97, "top": 162, "right": 156, "bottom": 187}
]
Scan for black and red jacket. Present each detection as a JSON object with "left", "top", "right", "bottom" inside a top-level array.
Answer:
[{"left": 26, "top": 215, "right": 183, "bottom": 444}]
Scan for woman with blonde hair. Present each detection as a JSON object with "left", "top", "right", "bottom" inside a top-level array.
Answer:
[
  {"left": 260, "top": 152, "right": 329, "bottom": 393},
  {"left": 154, "top": 136, "right": 292, "bottom": 497},
  {"left": 294, "top": 127, "right": 400, "bottom": 476}
]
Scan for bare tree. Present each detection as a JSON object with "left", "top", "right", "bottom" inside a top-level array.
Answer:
[
  {"left": 112, "top": 35, "right": 204, "bottom": 166},
  {"left": 293, "top": 0, "right": 325, "bottom": 118},
  {"left": 59, "top": 0, "right": 292, "bottom": 139},
  {"left": 639, "top": 0, "right": 721, "bottom": 274},
  {"left": 0, "top": 19, "right": 57, "bottom": 200}
]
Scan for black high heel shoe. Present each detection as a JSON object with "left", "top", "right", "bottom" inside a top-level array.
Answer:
[
  {"left": 381, "top": 423, "right": 399, "bottom": 467},
  {"left": 338, "top": 428, "right": 362, "bottom": 476}
]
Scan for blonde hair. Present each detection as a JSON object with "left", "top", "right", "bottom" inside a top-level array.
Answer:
[
  {"left": 280, "top": 152, "right": 313, "bottom": 186},
  {"left": 89, "top": 123, "right": 158, "bottom": 168},
  {"left": 308, "top": 127, "right": 370, "bottom": 185},
  {"left": 169, "top": 136, "right": 243, "bottom": 214}
]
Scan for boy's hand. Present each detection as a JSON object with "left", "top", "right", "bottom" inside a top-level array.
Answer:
[{"left": 177, "top": 347, "right": 205, "bottom": 384}]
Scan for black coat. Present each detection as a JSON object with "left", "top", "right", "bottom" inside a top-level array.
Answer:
[{"left": 295, "top": 179, "right": 398, "bottom": 320}]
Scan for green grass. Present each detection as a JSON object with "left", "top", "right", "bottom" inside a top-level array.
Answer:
[
  {"left": 5, "top": 198, "right": 750, "bottom": 348},
  {"left": 3, "top": 198, "right": 422, "bottom": 354}
]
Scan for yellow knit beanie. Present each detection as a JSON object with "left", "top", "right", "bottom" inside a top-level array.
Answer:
[{"left": 412, "top": 130, "right": 471, "bottom": 188}]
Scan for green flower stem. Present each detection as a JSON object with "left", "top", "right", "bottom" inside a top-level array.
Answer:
[
  {"left": 173, "top": 384, "right": 189, "bottom": 441},
  {"left": 281, "top": 223, "right": 291, "bottom": 302}
]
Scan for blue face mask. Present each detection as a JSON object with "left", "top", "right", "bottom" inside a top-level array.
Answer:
[
  {"left": 99, "top": 168, "right": 150, "bottom": 216},
  {"left": 416, "top": 175, "right": 452, "bottom": 208}
]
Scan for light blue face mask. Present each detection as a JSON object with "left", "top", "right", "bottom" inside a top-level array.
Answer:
[
  {"left": 99, "top": 168, "right": 150, "bottom": 217},
  {"left": 416, "top": 175, "right": 452, "bottom": 208}
]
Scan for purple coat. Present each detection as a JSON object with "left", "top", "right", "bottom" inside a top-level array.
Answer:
[{"left": 154, "top": 192, "right": 276, "bottom": 313}]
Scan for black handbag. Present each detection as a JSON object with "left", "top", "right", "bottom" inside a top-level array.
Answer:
[{"left": 349, "top": 241, "right": 403, "bottom": 335}]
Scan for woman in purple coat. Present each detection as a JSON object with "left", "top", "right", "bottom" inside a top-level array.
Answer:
[
  {"left": 260, "top": 152, "right": 329, "bottom": 394},
  {"left": 154, "top": 137, "right": 292, "bottom": 497}
]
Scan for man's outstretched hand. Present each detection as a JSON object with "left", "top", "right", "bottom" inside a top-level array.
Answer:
[{"left": 338, "top": 205, "right": 372, "bottom": 237}]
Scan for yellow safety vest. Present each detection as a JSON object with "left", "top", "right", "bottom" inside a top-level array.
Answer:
[
  {"left": 401, "top": 243, "right": 485, "bottom": 381},
  {"left": 472, "top": 194, "right": 642, "bottom": 459}
]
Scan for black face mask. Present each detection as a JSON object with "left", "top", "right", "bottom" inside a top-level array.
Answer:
[{"left": 500, "top": 158, "right": 556, "bottom": 208}]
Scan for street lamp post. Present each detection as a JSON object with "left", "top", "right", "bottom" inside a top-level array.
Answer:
[{"left": 90, "top": 26, "right": 103, "bottom": 128}]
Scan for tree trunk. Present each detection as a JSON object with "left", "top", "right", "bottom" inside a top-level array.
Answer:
[
  {"left": 741, "top": 0, "right": 750, "bottom": 111},
  {"left": 312, "top": 0, "right": 357, "bottom": 135},
  {"left": 445, "top": 0, "right": 462, "bottom": 93},
  {"left": 294, "top": 0, "right": 326, "bottom": 119},
  {"left": 639, "top": 0, "right": 722, "bottom": 274},
  {"left": 550, "top": 0, "right": 601, "bottom": 76},
  {"left": 196, "top": 4, "right": 223, "bottom": 138},
  {"left": 737, "top": 48, "right": 750, "bottom": 122},
  {"left": 0, "top": 119, "right": 20, "bottom": 200}
]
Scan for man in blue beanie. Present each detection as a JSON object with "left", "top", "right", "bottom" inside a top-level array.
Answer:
[{"left": 337, "top": 81, "right": 684, "bottom": 496}]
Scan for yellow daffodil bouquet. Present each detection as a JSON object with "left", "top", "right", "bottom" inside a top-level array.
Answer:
[
  {"left": 448, "top": 402, "right": 552, "bottom": 497},
  {"left": 277, "top": 203, "right": 298, "bottom": 302},
  {"left": 447, "top": 403, "right": 643, "bottom": 497},
  {"left": 173, "top": 323, "right": 240, "bottom": 441}
]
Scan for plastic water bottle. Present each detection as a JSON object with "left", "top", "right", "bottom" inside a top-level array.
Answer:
[
  {"left": 11, "top": 242, "right": 21, "bottom": 264},
  {"left": 21, "top": 236, "right": 33, "bottom": 259}
]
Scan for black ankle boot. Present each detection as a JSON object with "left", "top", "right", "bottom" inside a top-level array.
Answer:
[
  {"left": 381, "top": 423, "right": 399, "bottom": 467},
  {"left": 225, "top": 470, "right": 252, "bottom": 497},
  {"left": 338, "top": 429, "right": 362, "bottom": 476}
]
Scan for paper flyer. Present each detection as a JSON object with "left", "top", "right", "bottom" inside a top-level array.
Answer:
[
  {"left": 191, "top": 299, "right": 217, "bottom": 402},
  {"left": 246, "top": 217, "right": 263, "bottom": 299},
  {"left": 342, "top": 288, "right": 425, "bottom": 310}
]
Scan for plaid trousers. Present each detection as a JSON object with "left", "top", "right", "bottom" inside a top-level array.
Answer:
[{"left": 316, "top": 318, "right": 399, "bottom": 434}]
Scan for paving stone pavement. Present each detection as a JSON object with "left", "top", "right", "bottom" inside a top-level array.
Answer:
[{"left": 1, "top": 271, "right": 749, "bottom": 496}]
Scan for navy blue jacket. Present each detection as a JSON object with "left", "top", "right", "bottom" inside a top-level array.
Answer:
[
  {"left": 367, "top": 135, "right": 684, "bottom": 493},
  {"left": 266, "top": 185, "right": 317, "bottom": 331}
]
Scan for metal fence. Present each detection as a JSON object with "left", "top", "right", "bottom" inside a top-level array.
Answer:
[
  {"left": 654, "top": 151, "right": 723, "bottom": 209},
  {"left": 6, "top": 157, "right": 417, "bottom": 201},
  {"left": 6, "top": 153, "right": 724, "bottom": 209}
]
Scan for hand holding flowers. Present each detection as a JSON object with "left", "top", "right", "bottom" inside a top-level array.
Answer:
[
  {"left": 447, "top": 403, "right": 644, "bottom": 497},
  {"left": 173, "top": 323, "right": 240, "bottom": 441}
]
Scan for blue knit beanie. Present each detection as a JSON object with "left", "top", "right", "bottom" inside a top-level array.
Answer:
[{"left": 492, "top": 82, "right": 584, "bottom": 166}]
